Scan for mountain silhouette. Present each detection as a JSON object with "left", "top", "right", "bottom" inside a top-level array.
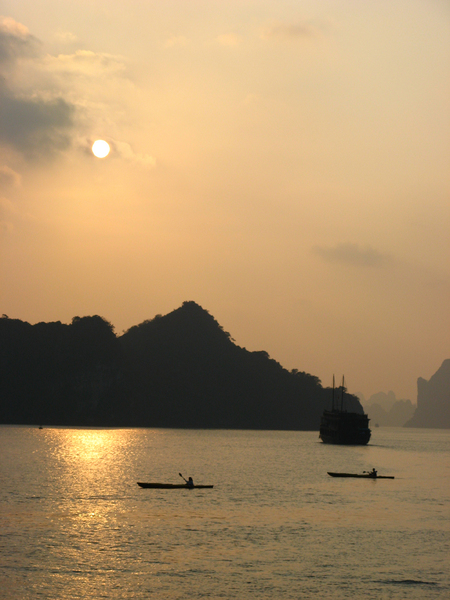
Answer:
[
  {"left": 405, "top": 359, "right": 450, "bottom": 428},
  {"left": 0, "top": 301, "right": 363, "bottom": 429},
  {"left": 358, "top": 391, "right": 415, "bottom": 427}
]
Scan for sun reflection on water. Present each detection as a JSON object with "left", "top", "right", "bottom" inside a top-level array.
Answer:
[
  {"left": 57, "top": 429, "right": 125, "bottom": 462},
  {"left": 38, "top": 428, "right": 141, "bottom": 505}
]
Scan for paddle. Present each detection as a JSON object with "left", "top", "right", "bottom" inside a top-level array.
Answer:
[{"left": 179, "top": 472, "right": 195, "bottom": 487}]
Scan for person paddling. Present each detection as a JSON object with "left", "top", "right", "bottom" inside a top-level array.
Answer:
[
  {"left": 179, "top": 473, "right": 194, "bottom": 488},
  {"left": 370, "top": 468, "right": 377, "bottom": 478}
]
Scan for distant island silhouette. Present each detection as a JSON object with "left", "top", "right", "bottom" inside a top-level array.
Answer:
[
  {"left": 357, "top": 391, "right": 416, "bottom": 427},
  {"left": 1, "top": 301, "right": 364, "bottom": 429},
  {"left": 405, "top": 359, "right": 450, "bottom": 428}
]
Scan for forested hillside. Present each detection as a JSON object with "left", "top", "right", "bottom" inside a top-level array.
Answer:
[{"left": 0, "top": 301, "right": 363, "bottom": 429}]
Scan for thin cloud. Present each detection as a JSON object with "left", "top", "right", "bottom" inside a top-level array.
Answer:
[
  {"left": 165, "top": 35, "right": 189, "bottom": 48},
  {"left": 112, "top": 140, "right": 156, "bottom": 168},
  {"left": 53, "top": 30, "right": 79, "bottom": 45},
  {"left": 0, "top": 18, "right": 153, "bottom": 166},
  {"left": 260, "top": 20, "right": 321, "bottom": 42},
  {"left": 0, "top": 16, "right": 40, "bottom": 64},
  {"left": 0, "top": 164, "right": 21, "bottom": 187},
  {"left": 313, "top": 243, "right": 390, "bottom": 268},
  {"left": 0, "top": 17, "right": 76, "bottom": 157},
  {"left": 0, "top": 79, "right": 75, "bottom": 156},
  {"left": 78, "top": 137, "right": 156, "bottom": 169},
  {"left": 0, "top": 19, "right": 132, "bottom": 160},
  {"left": 217, "top": 33, "right": 240, "bottom": 47},
  {"left": 45, "top": 50, "right": 127, "bottom": 78}
]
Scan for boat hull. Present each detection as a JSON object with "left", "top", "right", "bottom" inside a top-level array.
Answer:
[
  {"left": 137, "top": 482, "right": 214, "bottom": 489},
  {"left": 327, "top": 472, "right": 394, "bottom": 479},
  {"left": 319, "top": 409, "right": 371, "bottom": 445}
]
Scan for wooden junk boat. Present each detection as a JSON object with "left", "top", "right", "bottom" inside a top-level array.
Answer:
[{"left": 319, "top": 376, "right": 371, "bottom": 445}]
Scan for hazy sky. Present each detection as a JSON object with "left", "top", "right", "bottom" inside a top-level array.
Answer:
[{"left": 1, "top": 0, "right": 449, "bottom": 402}]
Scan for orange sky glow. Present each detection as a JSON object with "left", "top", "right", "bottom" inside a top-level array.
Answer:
[{"left": 1, "top": 0, "right": 449, "bottom": 402}]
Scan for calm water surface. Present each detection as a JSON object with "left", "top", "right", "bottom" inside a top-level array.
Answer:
[{"left": 1, "top": 426, "right": 449, "bottom": 599}]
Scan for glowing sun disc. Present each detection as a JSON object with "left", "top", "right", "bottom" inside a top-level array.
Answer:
[{"left": 92, "top": 140, "right": 110, "bottom": 158}]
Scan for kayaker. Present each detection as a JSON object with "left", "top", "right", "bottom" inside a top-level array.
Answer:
[
  {"left": 370, "top": 468, "right": 377, "bottom": 478},
  {"left": 179, "top": 472, "right": 195, "bottom": 487}
]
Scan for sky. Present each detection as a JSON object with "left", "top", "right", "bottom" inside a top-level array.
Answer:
[{"left": 1, "top": 0, "right": 449, "bottom": 403}]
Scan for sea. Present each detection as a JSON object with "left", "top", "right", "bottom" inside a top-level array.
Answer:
[{"left": 0, "top": 426, "right": 449, "bottom": 599}]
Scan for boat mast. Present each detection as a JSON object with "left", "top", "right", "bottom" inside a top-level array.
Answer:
[{"left": 341, "top": 376, "right": 345, "bottom": 411}]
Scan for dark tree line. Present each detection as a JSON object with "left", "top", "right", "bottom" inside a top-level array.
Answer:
[{"left": 0, "top": 301, "right": 363, "bottom": 429}]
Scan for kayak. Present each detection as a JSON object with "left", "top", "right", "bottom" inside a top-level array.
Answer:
[
  {"left": 327, "top": 472, "right": 394, "bottom": 479},
  {"left": 137, "top": 482, "right": 214, "bottom": 489}
]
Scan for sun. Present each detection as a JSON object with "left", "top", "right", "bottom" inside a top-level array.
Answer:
[{"left": 92, "top": 140, "right": 110, "bottom": 158}]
